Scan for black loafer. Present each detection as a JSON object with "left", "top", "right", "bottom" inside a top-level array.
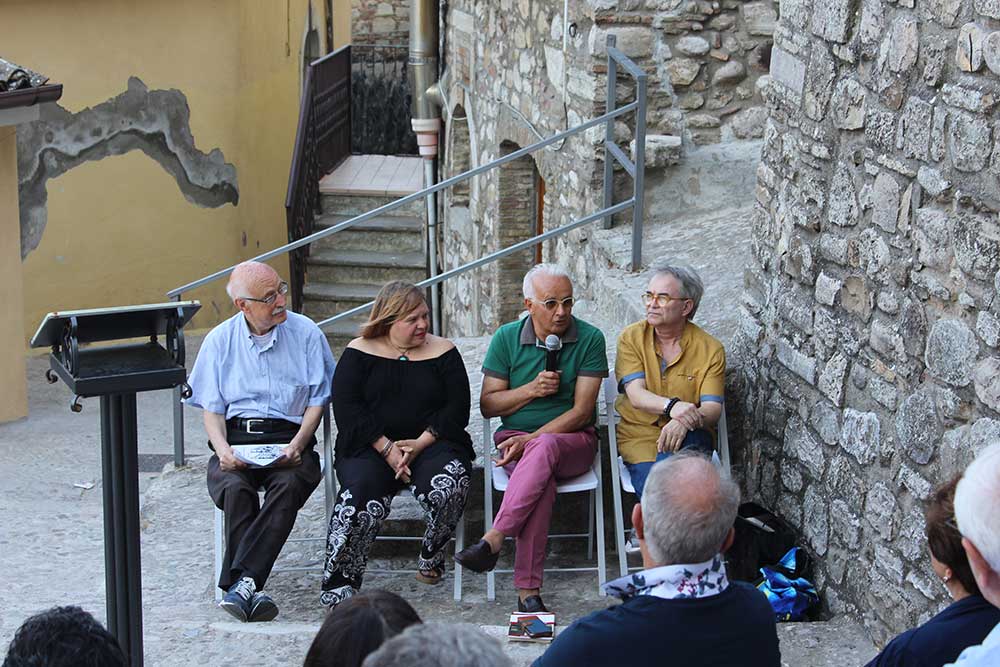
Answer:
[
  {"left": 454, "top": 539, "right": 500, "bottom": 573},
  {"left": 518, "top": 594, "right": 548, "bottom": 613}
]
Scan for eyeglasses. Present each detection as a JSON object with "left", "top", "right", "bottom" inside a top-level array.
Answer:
[
  {"left": 641, "top": 291, "right": 689, "bottom": 307},
  {"left": 241, "top": 281, "right": 288, "bottom": 306},
  {"left": 530, "top": 297, "right": 575, "bottom": 311}
]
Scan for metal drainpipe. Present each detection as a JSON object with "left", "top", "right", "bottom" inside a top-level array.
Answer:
[{"left": 410, "top": 0, "right": 443, "bottom": 333}]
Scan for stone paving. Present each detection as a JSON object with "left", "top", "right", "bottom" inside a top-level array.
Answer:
[{"left": 1, "top": 325, "right": 878, "bottom": 665}]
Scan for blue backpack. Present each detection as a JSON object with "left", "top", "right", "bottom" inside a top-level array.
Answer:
[{"left": 756, "top": 547, "right": 819, "bottom": 622}]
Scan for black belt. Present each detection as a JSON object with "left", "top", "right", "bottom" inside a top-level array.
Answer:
[{"left": 226, "top": 417, "right": 299, "bottom": 434}]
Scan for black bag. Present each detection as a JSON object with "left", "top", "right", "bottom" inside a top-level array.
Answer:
[{"left": 726, "top": 502, "right": 805, "bottom": 582}]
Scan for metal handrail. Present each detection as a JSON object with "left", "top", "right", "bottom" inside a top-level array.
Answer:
[
  {"left": 165, "top": 99, "right": 638, "bottom": 299},
  {"left": 167, "top": 33, "right": 647, "bottom": 467}
]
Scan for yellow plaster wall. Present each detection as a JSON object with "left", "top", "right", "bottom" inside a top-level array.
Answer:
[
  {"left": 6, "top": 0, "right": 329, "bottom": 341},
  {"left": 0, "top": 127, "right": 28, "bottom": 422}
]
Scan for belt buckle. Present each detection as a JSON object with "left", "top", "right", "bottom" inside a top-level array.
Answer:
[{"left": 245, "top": 418, "right": 265, "bottom": 434}]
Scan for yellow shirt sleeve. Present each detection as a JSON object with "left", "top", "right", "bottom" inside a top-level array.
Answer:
[
  {"left": 700, "top": 345, "right": 726, "bottom": 402},
  {"left": 615, "top": 326, "right": 646, "bottom": 390}
]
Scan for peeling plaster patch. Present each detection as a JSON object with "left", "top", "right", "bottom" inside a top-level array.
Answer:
[{"left": 17, "top": 77, "right": 239, "bottom": 257}]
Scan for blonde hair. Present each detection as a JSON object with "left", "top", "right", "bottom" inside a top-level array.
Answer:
[{"left": 360, "top": 281, "right": 427, "bottom": 339}]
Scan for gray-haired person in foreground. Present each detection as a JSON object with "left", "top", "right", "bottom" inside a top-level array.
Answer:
[
  {"left": 533, "top": 451, "right": 780, "bottom": 667},
  {"left": 362, "top": 622, "right": 512, "bottom": 667}
]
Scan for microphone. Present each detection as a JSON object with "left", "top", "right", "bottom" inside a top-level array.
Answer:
[{"left": 545, "top": 334, "right": 562, "bottom": 373}]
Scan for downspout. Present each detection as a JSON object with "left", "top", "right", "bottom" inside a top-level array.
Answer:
[{"left": 410, "top": 0, "right": 444, "bottom": 333}]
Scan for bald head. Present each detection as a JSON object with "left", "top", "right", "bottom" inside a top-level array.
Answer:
[
  {"left": 226, "top": 261, "right": 279, "bottom": 303},
  {"left": 640, "top": 452, "right": 740, "bottom": 566}
]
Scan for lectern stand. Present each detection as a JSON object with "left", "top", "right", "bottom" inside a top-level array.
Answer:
[{"left": 30, "top": 301, "right": 200, "bottom": 667}]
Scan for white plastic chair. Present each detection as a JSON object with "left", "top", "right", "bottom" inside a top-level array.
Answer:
[
  {"left": 479, "top": 402, "right": 608, "bottom": 600},
  {"left": 606, "top": 373, "right": 732, "bottom": 578}
]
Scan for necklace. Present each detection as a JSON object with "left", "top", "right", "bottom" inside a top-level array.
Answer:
[{"left": 389, "top": 338, "right": 419, "bottom": 361}]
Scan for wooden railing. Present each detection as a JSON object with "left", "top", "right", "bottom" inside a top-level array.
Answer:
[{"left": 285, "top": 46, "right": 351, "bottom": 309}]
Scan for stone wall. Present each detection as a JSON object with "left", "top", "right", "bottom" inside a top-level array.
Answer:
[
  {"left": 736, "top": 0, "right": 1000, "bottom": 643},
  {"left": 352, "top": 0, "right": 408, "bottom": 44}
]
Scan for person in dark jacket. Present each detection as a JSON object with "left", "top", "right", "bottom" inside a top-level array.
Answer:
[
  {"left": 320, "top": 281, "right": 473, "bottom": 609},
  {"left": 533, "top": 451, "right": 780, "bottom": 667},
  {"left": 866, "top": 475, "right": 1000, "bottom": 667}
]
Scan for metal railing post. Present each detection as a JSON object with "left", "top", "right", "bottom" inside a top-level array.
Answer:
[
  {"left": 603, "top": 34, "right": 617, "bottom": 230},
  {"left": 171, "top": 293, "right": 185, "bottom": 467},
  {"left": 632, "top": 66, "right": 647, "bottom": 271}
]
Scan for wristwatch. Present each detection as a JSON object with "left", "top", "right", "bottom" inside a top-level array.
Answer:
[{"left": 663, "top": 397, "right": 679, "bottom": 419}]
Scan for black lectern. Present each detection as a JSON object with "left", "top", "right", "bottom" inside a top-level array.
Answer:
[{"left": 30, "top": 301, "right": 200, "bottom": 667}]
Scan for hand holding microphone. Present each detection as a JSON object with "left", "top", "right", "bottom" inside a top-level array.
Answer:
[{"left": 531, "top": 335, "right": 562, "bottom": 398}]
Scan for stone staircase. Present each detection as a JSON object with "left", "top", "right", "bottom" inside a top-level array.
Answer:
[{"left": 303, "top": 159, "right": 428, "bottom": 353}]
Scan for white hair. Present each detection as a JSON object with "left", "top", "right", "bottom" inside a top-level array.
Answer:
[
  {"left": 642, "top": 451, "right": 740, "bottom": 565},
  {"left": 522, "top": 263, "right": 572, "bottom": 300},
  {"left": 650, "top": 262, "right": 705, "bottom": 320},
  {"left": 955, "top": 441, "right": 1000, "bottom": 571},
  {"left": 362, "top": 622, "right": 512, "bottom": 667}
]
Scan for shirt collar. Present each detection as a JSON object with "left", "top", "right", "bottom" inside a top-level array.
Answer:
[
  {"left": 601, "top": 554, "right": 729, "bottom": 601},
  {"left": 648, "top": 319, "right": 693, "bottom": 364},
  {"left": 518, "top": 315, "right": 579, "bottom": 347},
  {"left": 238, "top": 314, "right": 280, "bottom": 352}
]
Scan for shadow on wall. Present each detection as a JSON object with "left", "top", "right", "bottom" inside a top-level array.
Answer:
[{"left": 16, "top": 76, "right": 239, "bottom": 258}]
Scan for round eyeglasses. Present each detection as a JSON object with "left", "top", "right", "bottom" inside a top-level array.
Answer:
[
  {"left": 530, "top": 297, "right": 575, "bottom": 311},
  {"left": 641, "top": 291, "right": 689, "bottom": 307},
  {"left": 241, "top": 281, "right": 288, "bottom": 306}
]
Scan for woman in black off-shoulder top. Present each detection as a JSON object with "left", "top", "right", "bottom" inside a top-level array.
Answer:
[{"left": 320, "top": 281, "right": 473, "bottom": 609}]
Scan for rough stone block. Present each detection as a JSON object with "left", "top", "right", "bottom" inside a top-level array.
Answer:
[
  {"left": 666, "top": 58, "right": 702, "bottom": 86},
  {"left": 866, "top": 108, "right": 898, "bottom": 153},
  {"left": 804, "top": 485, "right": 830, "bottom": 555},
  {"left": 729, "top": 106, "right": 770, "bottom": 139},
  {"left": 953, "top": 208, "right": 1000, "bottom": 280},
  {"left": 865, "top": 481, "right": 898, "bottom": 540},
  {"left": 870, "top": 319, "right": 906, "bottom": 362},
  {"left": 916, "top": 166, "right": 951, "bottom": 197},
  {"left": 819, "top": 352, "right": 850, "bottom": 406},
  {"left": 874, "top": 544, "right": 905, "bottom": 584},
  {"left": 830, "top": 498, "right": 862, "bottom": 549},
  {"left": 777, "top": 337, "right": 817, "bottom": 384},
  {"left": 590, "top": 26, "right": 653, "bottom": 59},
  {"left": 828, "top": 163, "right": 860, "bottom": 227},
  {"left": 820, "top": 233, "right": 850, "bottom": 264},
  {"left": 976, "top": 0, "right": 1000, "bottom": 20},
  {"left": 811, "top": 0, "right": 858, "bottom": 43},
  {"left": 887, "top": 17, "right": 920, "bottom": 73},
  {"left": 898, "top": 464, "right": 933, "bottom": 500},
  {"left": 896, "top": 391, "right": 941, "bottom": 465},
  {"left": 941, "top": 84, "right": 997, "bottom": 114},
  {"left": 784, "top": 417, "right": 826, "bottom": 478},
  {"left": 925, "top": 319, "right": 979, "bottom": 387},
  {"left": 957, "top": 23, "right": 985, "bottom": 72},
  {"left": 973, "top": 356, "right": 1000, "bottom": 410},
  {"left": 771, "top": 46, "right": 806, "bottom": 97},
  {"left": 782, "top": 463, "right": 804, "bottom": 492},
  {"left": 804, "top": 44, "right": 837, "bottom": 122},
  {"left": 923, "top": 36, "right": 950, "bottom": 87},
  {"left": 858, "top": 228, "right": 892, "bottom": 281},
  {"left": 985, "top": 31, "right": 1000, "bottom": 74},
  {"left": 871, "top": 173, "right": 902, "bottom": 233},
  {"left": 631, "top": 134, "right": 682, "bottom": 169},
  {"left": 840, "top": 408, "right": 880, "bottom": 465},
  {"left": 675, "top": 35, "right": 711, "bottom": 57},
  {"left": 815, "top": 272, "right": 842, "bottom": 306},
  {"left": 712, "top": 61, "right": 747, "bottom": 86},
  {"left": 896, "top": 97, "right": 932, "bottom": 162},
  {"left": 840, "top": 276, "right": 873, "bottom": 321},
  {"left": 832, "top": 78, "right": 866, "bottom": 130},
  {"left": 949, "top": 112, "right": 992, "bottom": 172},
  {"left": 931, "top": 107, "right": 948, "bottom": 162},
  {"left": 742, "top": 2, "right": 778, "bottom": 36},
  {"left": 977, "top": 311, "right": 1000, "bottom": 347}
]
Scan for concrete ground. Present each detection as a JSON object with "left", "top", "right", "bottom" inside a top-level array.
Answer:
[{"left": 1, "top": 334, "right": 877, "bottom": 666}]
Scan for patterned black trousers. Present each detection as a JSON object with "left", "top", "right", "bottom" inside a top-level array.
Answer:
[{"left": 320, "top": 440, "right": 471, "bottom": 607}]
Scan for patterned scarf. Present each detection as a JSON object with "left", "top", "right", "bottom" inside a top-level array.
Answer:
[{"left": 602, "top": 554, "right": 729, "bottom": 601}]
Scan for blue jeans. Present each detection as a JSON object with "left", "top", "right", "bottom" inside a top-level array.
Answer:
[{"left": 624, "top": 428, "right": 714, "bottom": 501}]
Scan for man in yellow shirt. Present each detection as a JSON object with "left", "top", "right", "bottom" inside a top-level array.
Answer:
[{"left": 615, "top": 263, "right": 725, "bottom": 501}]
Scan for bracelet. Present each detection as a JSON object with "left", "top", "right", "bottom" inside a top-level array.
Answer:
[
  {"left": 380, "top": 439, "right": 394, "bottom": 458},
  {"left": 663, "top": 397, "right": 680, "bottom": 419}
]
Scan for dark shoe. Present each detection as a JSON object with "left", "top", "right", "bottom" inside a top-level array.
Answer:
[
  {"left": 454, "top": 539, "right": 500, "bottom": 573},
  {"left": 518, "top": 594, "right": 549, "bottom": 613},
  {"left": 249, "top": 592, "right": 279, "bottom": 622},
  {"left": 219, "top": 576, "right": 255, "bottom": 622}
]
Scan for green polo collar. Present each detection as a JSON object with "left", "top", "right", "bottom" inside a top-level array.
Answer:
[{"left": 518, "top": 315, "right": 580, "bottom": 346}]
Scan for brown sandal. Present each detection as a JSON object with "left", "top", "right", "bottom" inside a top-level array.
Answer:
[{"left": 415, "top": 565, "right": 444, "bottom": 585}]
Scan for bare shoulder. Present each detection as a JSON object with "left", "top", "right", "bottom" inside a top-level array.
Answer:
[
  {"left": 346, "top": 336, "right": 373, "bottom": 352},
  {"left": 426, "top": 334, "right": 456, "bottom": 356}
]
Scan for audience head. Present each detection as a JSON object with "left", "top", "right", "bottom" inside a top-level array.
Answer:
[
  {"left": 646, "top": 262, "right": 704, "bottom": 321},
  {"left": 226, "top": 261, "right": 288, "bottom": 332},
  {"left": 925, "top": 476, "right": 979, "bottom": 599},
  {"left": 636, "top": 451, "right": 740, "bottom": 567},
  {"left": 522, "top": 264, "right": 574, "bottom": 338},
  {"left": 362, "top": 622, "right": 512, "bottom": 667},
  {"left": 3, "top": 606, "right": 126, "bottom": 667},
  {"left": 361, "top": 281, "right": 428, "bottom": 339},
  {"left": 304, "top": 590, "right": 421, "bottom": 667},
  {"left": 954, "top": 442, "right": 1000, "bottom": 606}
]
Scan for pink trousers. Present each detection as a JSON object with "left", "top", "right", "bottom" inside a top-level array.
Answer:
[{"left": 491, "top": 427, "right": 597, "bottom": 589}]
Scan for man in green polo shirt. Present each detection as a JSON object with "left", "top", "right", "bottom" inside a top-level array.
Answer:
[{"left": 454, "top": 264, "right": 608, "bottom": 613}]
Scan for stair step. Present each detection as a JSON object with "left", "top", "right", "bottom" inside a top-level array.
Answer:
[
  {"left": 306, "top": 249, "right": 427, "bottom": 285},
  {"left": 303, "top": 284, "right": 379, "bottom": 320},
  {"left": 311, "top": 214, "right": 424, "bottom": 253},
  {"left": 321, "top": 193, "right": 425, "bottom": 217}
]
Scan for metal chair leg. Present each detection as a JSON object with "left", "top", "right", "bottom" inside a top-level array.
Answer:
[
  {"left": 213, "top": 507, "right": 224, "bottom": 602},
  {"left": 587, "top": 489, "right": 595, "bottom": 560},
  {"left": 453, "top": 511, "right": 464, "bottom": 601},
  {"left": 484, "top": 417, "right": 496, "bottom": 601}
]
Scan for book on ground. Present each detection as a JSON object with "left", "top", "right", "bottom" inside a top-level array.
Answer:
[
  {"left": 507, "top": 612, "right": 555, "bottom": 643},
  {"left": 231, "top": 444, "right": 286, "bottom": 468}
]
